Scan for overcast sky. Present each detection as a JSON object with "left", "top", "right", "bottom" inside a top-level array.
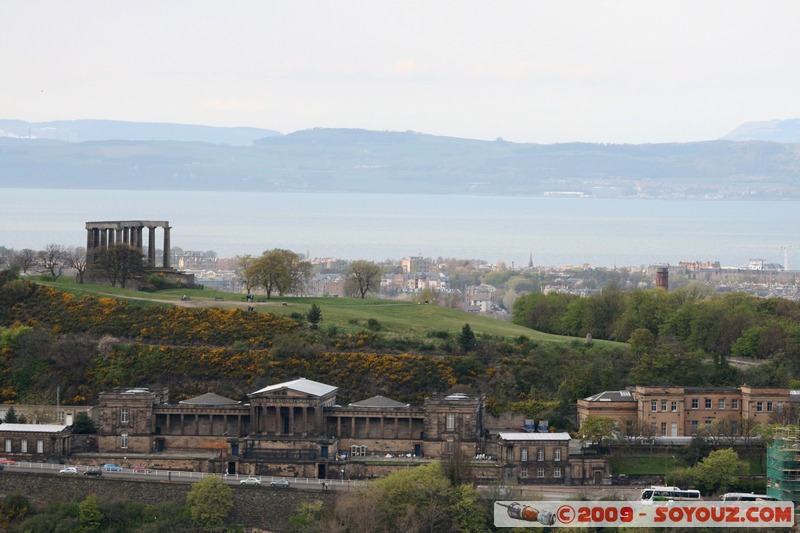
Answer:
[{"left": 3, "top": 1, "right": 799, "bottom": 144}]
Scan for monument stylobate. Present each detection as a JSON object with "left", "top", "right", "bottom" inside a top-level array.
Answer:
[{"left": 85, "top": 220, "right": 171, "bottom": 267}]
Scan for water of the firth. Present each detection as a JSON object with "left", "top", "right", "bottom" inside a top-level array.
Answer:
[{"left": 2, "top": 188, "right": 799, "bottom": 269}]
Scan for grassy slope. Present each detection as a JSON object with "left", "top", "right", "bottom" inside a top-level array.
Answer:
[{"left": 41, "top": 279, "right": 624, "bottom": 347}]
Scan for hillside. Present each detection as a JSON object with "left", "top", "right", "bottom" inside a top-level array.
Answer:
[{"left": 2, "top": 122, "right": 800, "bottom": 198}]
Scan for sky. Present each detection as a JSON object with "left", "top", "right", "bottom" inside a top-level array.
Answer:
[{"left": 3, "top": 1, "right": 799, "bottom": 144}]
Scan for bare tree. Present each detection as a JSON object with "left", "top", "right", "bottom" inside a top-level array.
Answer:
[
  {"left": 346, "top": 259, "right": 382, "bottom": 298},
  {"left": 10, "top": 248, "right": 37, "bottom": 274},
  {"left": 90, "top": 244, "right": 146, "bottom": 288},
  {"left": 66, "top": 246, "right": 89, "bottom": 283},
  {"left": 36, "top": 243, "right": 68, "bottom": 280}
]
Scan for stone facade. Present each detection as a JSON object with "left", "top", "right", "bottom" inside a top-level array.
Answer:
[
  {"left": 4, "top": 378, "right": 606, "bottom": 485},
  {"left": 578, "top": 385, "right": 793, "bottom": 437}
]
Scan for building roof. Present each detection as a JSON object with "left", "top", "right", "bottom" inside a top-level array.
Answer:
[
  {"left": 179, "top": 392, "right": 240, "bottom": 405},
  {"left": 349, "top": 395, "right": 409, "bottom": 408},
  {"left": 582, "top": 390, "right": 635, "bottom": 402},
  {"left": 251, "top": 378, "right": 337, "bottom": 397},
  {"left": 0, "top": 423, "right": 69, "bottom": 433},
  {"left": 499, "top": 432, "right": 571, "bottom": 442}
]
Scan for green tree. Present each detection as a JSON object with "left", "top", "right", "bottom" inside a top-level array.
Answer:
[
  {"left": 307, "top": 303, "right": 322, "bottom": 329},
  {"left": 579, "top": 415, "right": 617, "bottom": 446},
  {"left": 3, "top": 406, "right": 18, "bottom": 423},
  {"left": 244, "top": 249, "right": 310, "bottom": 298},
  {"left": 346, "top": 259, "right": 382, "bottom": 298},
  {"left": 72, "top": 411, "right": 97, "bottom": 434},
  {"left": 79, "top": 493, "right": 103, "bottom": 532},
  {"left": 458, "top": 323, "right": 477, "bottom": 353},
  {"left": 693, "top": 448, "right": 747, "bottom": 495},
  {"left": 90, "top": 244, "right": 146, "bottom": 288},
  {"left": 185, "top": 476, "right": 234, "bottom": 532}
]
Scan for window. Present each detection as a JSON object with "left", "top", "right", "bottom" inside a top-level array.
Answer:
[
  {"left": 650, "top": 423, "right": 657, "bottom": 434},
  {"left": 691, "top": 420, "right": 699, "bottom": 435},
  {"left": 767, "top": 401, "right": 773, "bottom": 412},
  {"left": 121, "top": 407, "right": 129, "bottom": 423},
  {"left": 36, "top": 440, "right": 43, "bottom": 453},
  {"left": 705, "top": 398, "right": 712, "bottom": 409},
  {"left": 554, "top": 467, "right": 562, "bottom": 478},
  {"left": 446, "top": 413, "right": 454, "bottom": 430},
  {"left": 661, "top": 400, "right": 667, "bottom": 411},
  {"left": 537, "top": 448, "right": 545, "bottom": 461},
  {"left": 21, "top": 440, "right": 27, "bottom": 453},
  {"left": 671, "top": 401, "right": 678, "bottom": 412},
  {"left": 626, "top": 420, "right": 634, "bottom": 436},
  {"left": 521, "top": 448, "right": 528, "bottom": 462},
  {"left": 732, "top": 399, "right": 739, "bottom": 409},
  {"left": 536, "top": 467, "right": 545, "bottom": 478},
  {"left": 661, "top": 422, "right": 667, "bottom": 436},
  {"left": 120, "top": 433, "right": 129, "bottom": 449},
  {"left": 651, "top": 400, "right": 657, "bottom": 412},
  {"left": 57, "top": 411, "right": 65, "bottom": 423},
  {"left": 731, "top": 421, "right": 739, "bottom": 436},
  {"left": 778, "top": 402, "right": 785, "bottom": 412},
  {"left": 4, "top": 439, "right": 10, "bottom": 452},
  {"left": 757, "top": 402, "right": 763, "bottom": 412},
  {"left": 520, "top": 467, "right": 528, "bottom": 479},
  {"left": 554, "top": 448, "right": 562, "bottom": 462},
  {"left": 691, "top": 399, "right": 699, "bottom": 409},
  {"left": 718, "top": 398, "right": 725, "bottom": 409}
]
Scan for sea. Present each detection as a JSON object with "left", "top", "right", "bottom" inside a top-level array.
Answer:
[{"left": 2, "top": 188, "right": 800, "bottom": 269}]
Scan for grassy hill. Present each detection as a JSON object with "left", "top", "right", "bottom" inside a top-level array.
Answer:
[{"left": 41, "top": 278, "right": 621, "bottom": 347}]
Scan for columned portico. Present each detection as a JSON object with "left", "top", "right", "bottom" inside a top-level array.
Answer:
[{"left": 85, "top": 220, "right": 172, "bottom": 268}]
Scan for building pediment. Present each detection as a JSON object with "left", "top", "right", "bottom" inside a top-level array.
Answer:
[{"left": 249, "top": 377, "right": 337, "bottom": 400}]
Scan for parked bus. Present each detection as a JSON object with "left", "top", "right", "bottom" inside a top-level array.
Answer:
[
  {"left": 721, "top": 492, "right": 778, "bottom": 502},
  {"left": 641, "top": 486, "right": 702, "bottom": 504}
]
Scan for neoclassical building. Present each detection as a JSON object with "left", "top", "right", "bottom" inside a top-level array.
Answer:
[
  {"left": 89, "top": 378, "right": 606, "bottom": 484},
  {"left": 577, "top": 385, "right": 792, "bottom": 437}
]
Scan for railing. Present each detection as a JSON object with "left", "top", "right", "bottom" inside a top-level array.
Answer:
[{"left": 2, "top": 460, "right": 366, "bottom": 488}]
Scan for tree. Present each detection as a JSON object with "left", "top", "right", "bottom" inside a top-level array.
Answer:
[
  {"left": 693, "top": 448, "right": 747, "bottom": 495},
  {"left": 9, "top": 249, "right": 37, "bottom": 275},
  {"left": 347, "top": 259, "right": 382, "bottom": 298},
  {"left": 3, "top": 406, "right": 18, "bottom": 423},
  {"left": 79, "top": 493, "right": 103, "bottom": 532},
  {"left": 322, "top": 462, "right": 489, "bottom": 533},
  {"left": 185, "top": 476, "right": 233, "bottom": 532},
  {"left": 90, "top": 244, "right": 146, "bottom": 288},
  {"left": 307, "top": 303, "right": 322, "bottom": 329},
  {"left": 579, "top": 415, "right": 617, "bottom": 446},
  {"left": 66, "top": 246, "right": 89, "bottom": 284},
  {"left": 244, "top": 249, "right": 310, "bottom": 298},
  {"left": 36, "top": 243, "right": 68, "bottom": 280},
  {"left": 72, "top": 411, "right": 97, "bottom": 434},
  {"left": 458, "top": 323, "right": 477, "bottom": 353}
]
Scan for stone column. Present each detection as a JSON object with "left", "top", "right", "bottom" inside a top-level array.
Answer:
[
  {"left": 163, "top": 226, "right": 171, "bottom": 268},
  {"left": 136, "top": 227, "right": 144, "bottom": 252},
  {"left": 116, "top": 228, "right": 123, "bottom": 244},
  {"left": 86, "top": 229, "right": 94, "bottom": 265},
  {"left": 100, "top": 229, "right": 108, "bottom": 249},
  {"left": 129, "top": 226, "right": 137, "bottom": 248},
  {"left": 148, "top": 226, "right": 157, "bottom": 267}
]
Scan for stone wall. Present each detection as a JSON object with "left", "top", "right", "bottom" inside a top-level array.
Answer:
[{"left": 0, "top": 471, "right": 333, "bottom": 532}]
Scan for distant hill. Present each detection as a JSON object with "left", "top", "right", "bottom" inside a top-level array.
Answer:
[
  {"left": 721, "top": 119, "right": 800, "bottom": 143},
  {"left": 2, "top": 121, "right": 800, "bottom": 199},
  {"left": 0, "top": 119, "right": 280, "bottom": 146}
]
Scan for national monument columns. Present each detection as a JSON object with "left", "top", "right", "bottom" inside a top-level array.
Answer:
[{"left": 85, "top": 220, "right": 172, "bottom": 268}]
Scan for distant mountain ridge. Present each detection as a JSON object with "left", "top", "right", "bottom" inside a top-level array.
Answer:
[
  {"left": 2, "top": 119, "right": 800, "bottom": 199},
  {"left": 722, "top": 119, "right": 800, "bottom": 143},
  {"left": 0, "top": 119, "right": 280, "bottom": 146}
]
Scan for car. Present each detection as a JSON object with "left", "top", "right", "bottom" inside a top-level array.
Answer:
[
  {"left": 102, "top": 463, "right": 123, "bottom": 472},
  {"left": 83, "top": 468, "right": 102, "bottom": 476},
  {"left": 240, "top": 476, "right": 262, "bottom": 486},
  {"left": 60, "top": 466, "right": 79, "bottom": 475},
  {"left": 0, "top": 457, "right": 15, "bottom": 465},
  {"left": 270, "top": 478, "right": 290, "bottom": 488},
  {"left": 132, "top": 466, "right": 152, "bottom": 474}
]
